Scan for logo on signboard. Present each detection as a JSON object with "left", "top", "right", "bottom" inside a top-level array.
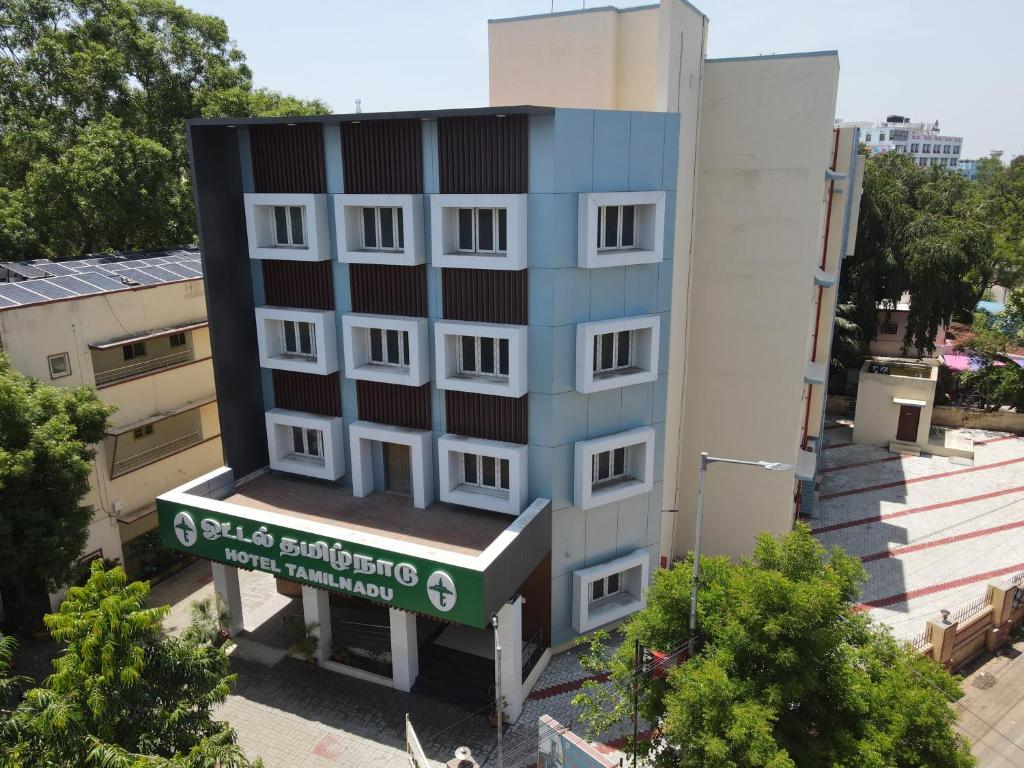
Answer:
[
  {"left": 427, "top": 571, "right": 457, "bottom": 612},
  {"left": 173, "top": 511, "right": 197, "bottom": 547}
]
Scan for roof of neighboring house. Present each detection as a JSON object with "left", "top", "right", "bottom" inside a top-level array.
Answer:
[{"left": 0, "top": 246, "right": 201, "bottom": 310}]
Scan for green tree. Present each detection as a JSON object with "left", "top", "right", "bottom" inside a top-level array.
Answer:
[
  {"left": 0, "top": 0, "right": 329, "bottom": 259},
  {"left": 5, "top": 561, "right": 260, "bottom": 767},
  {"left": 574, "top": 525, "right": 974, "bottom": 768},
  {"left": 0, "top": 355, "right": 113, "bottom": 625}
]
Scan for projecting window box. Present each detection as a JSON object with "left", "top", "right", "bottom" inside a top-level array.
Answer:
[
  {"left": 572, "top": 548, "right": 650, "bottom": 633},
  {"left": 574, "top": 426, "right": 655, "bottom": 510},
  {"left": 578, "top": 191, "right": 666, "bottom": 268},
  {"left": 341, "top": 313, "right": 429, "bottom": 387},
  {"left": 244, "top": 193, "right": 330, "bottom": 262},
  {"left": 433, "top": 320, "right": 527, "bottom": 397},
  {"left": 576, "top": 315, "right": 660, "bottom": 393},
  {"left": 265, "top": 409, "right": 345, "bottom": 481},
  {"left": 438, "top": 434, "right": 527, "bottom": 516},
  {"left": 334, "top": 194, "right": 424, "bottom": 266},
  {"left": 430, "top": 194, "right": 527, "bottom": 270},
  {"left": 254, "top": 306, "right": 338, "bottom": 376}
]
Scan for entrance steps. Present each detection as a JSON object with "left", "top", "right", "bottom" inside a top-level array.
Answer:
[
  {"left": 888, "top": 439, "right": 921, "bottom": 456},
  {"left": 413, "top": 645, "right": 494, "bottom": 711}
]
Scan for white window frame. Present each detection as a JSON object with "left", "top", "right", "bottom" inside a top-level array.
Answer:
[
  {"left": 335, "top": 194, "right": 424, "bottom": 266},
  {"left": 455, "top": 207, "right": 507, "bottom": 254},
  {"left": 438, "top": 434, "right": 527, "bottom": 516},
  {"left": 576, "top": 315, "right": 660, "bottom": 394},
  {"left": 588, "top": 571, "right": 622, "bottom": 604},
  {"left": 367, "top": 327, "right": 408, "bottom": 366},
  {"left": 48, "top": 352, "right": 71, "bottom": 379},
  {"left": 360, "top": 206, "right": 404, "bottom": 252},
  {"left": 592, "top": 330, "right": 633, "bottom": 375},
  {"left": 459, "top": 453, "right": 511, "bottom": 494},
  {"left": 272, "top": 205, "right": 307, "bottom": 247},
  {"left": 280, "top": 319, "right": 317, "bottom": 358},
  {"left": 457, "top": 335, "right": 510, "bottom": 379},
  {"left": 574, "top": 427, "right": 655, "bottom": 510},
  {"left": 434, "top": 320, "right": 527, "bottom": 397},
  {"left": 592, "top": 446, "right": 628, "bottom": 486},
  {"left": 289, "top": 425, "right": 323, "bottom": 459},
  {"left": 578, "top": 191, "right": 665, "bottom": 268},
  {"left": 596, "top": 204, "right": 638, "bottom": 251},
  {"left": 341, "top": 314, "right": 429, "bottom": 387},
  {"left": 266, "top": 409, "right": 345, "bottom": 481},
  {"left": 572, "top": 549, "right": 649, "bottom": 633},
  {"left": 430, "top": 194, "right": 527, "bottom": 271},
  {"left": 255, "top": 306, "right": 338, "bottom": 375},
  {"left": 245, "top": 193, "right": 330, "bottom": 261}
]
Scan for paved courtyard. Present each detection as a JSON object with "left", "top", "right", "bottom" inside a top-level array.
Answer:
[
  {"left": 148, "top": 561, "right": 634, "bottom": 768},
  {"left": 813, "top": 426, "right": 1024, "bottom": 639}
]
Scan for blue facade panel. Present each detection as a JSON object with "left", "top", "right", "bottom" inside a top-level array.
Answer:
[{"left": 627, "top": 112, "right": 666, "bottom": 191}]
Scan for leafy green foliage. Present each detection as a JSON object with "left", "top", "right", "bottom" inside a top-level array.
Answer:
[
  {"left": 4, "top": 561, "right": 261, "bottom": 767},
  {"left": 574, "top": 525, "right": 975, "bottom": 768},
  {"left": 839, "top": 152, "right": 1006, "bottom": 357},
  {"left": 955, "top": 312, "right": 1024, "bottom": 411},
  {"left": 0, "top": 0, "right": 329, "bottom": 259},
  {"left": 0, "top": 354, "right": 113, "bottom": 624}
]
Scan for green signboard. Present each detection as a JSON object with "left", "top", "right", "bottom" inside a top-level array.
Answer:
[{"left": 156, "top": 497, "right": 486, "bottom": 627}]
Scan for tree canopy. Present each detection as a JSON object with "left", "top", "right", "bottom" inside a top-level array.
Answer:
[
  {"left": 2, "top": 561, "right": 261, "bottom": 767},
  {"left": 0, "top": 354, "right": 113, "bottom": 625},
  {"left": 0, "top": 0, "right": 329, "bottom": 259},
  {"left": 839, "top": 151, "right": 1004, "bottom": 359},
  {"left": 574, "top": 525, "right": 975, "bottom": 768}
]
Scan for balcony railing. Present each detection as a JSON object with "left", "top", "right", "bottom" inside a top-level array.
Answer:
[
  {"left": 94, "top": 349, "right": 195, "bottom": 387},
  {"left": 111, "top": 431, "right": 203, "bottom": 477}
]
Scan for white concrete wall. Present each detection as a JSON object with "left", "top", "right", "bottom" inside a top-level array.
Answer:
[{"left": 853, "top": 365, "right": 938, "bottom": 448}]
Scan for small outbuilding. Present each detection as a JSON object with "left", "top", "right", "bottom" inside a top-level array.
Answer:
[{"left": 853, "top": 357, "right": 938, "bottom": 452}]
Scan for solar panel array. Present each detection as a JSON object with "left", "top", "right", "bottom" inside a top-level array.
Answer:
[{"left": 0, "top": 247, "right": 202, "bottom": 309}]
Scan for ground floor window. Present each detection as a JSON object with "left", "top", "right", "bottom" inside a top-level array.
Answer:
[
  {"left": 291, "top": 426, "right": 323, "bottom": 460},
  {"left": 461, "top": 453, "right": 510, "bottom": 493}
]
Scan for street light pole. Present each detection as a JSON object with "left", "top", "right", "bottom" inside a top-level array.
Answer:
[{"left": 688, "top": 452, "right": 793, "bottom": 641}]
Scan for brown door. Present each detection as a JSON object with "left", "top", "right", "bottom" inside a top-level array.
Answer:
[
  {"left": 896, "top": 405, "right": 921, "bottom": 442},
  {"left": 384, "top": 443, "right": 412, "bottom": 496}
]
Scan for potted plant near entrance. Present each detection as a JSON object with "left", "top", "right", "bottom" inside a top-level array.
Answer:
[
  {"left": 289, "top": 621, "right": 320, "bottom": 671},
  {"left": 488, "top": 697, "right": 508, "bottom": 730},
  {"left": 184, "top": 595, "right": 232, "bottom": 648}
]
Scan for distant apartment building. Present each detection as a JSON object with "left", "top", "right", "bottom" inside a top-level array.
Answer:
[
  {"left": 839, "top": 114, "right": 962, "bottom": 169},
  {"left": 489, "top": 0, "right": 863, "bottom": 551},
  {"left": 0, "top": 249, "right": 222, "bottom": 596},
  {"left": 156, "top": 106, "right": 679, "bottom": 716}
]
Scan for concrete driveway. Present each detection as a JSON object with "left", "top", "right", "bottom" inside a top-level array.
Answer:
[{"left": 813, "top": 427, "right": 1024, "bottom": 639}]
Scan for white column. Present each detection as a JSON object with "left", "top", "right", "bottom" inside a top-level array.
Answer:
[
  {"left": 389, "top": 607, "right": 419, "bottom": 692},
  {"left": 211, "top": 562, "right": 244, "bottom": 636},
  {"left": 496, "top": 596, "right": 524, "bottom": 722},
  {"left": 300, "top": 585, "right": 333, "bottom": 663}
]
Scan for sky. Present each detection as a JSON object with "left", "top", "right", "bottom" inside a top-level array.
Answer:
[{"left": 179, "top": 0, "right": 1024, "bottom": 160}]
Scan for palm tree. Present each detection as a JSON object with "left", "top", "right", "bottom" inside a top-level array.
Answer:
[{"left": 831, "top": 302, "right": 865, "bottom": 371}]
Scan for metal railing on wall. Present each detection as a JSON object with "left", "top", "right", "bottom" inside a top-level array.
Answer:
[
  {"left": 111, "top": 431, "right": 202, "bottom": 477},
  {"left": 94, "top": 349, "right": 194, "bottom": 386}
]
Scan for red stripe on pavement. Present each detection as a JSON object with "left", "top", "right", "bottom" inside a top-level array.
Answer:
[
  {"left": 855, "top": 562, "right": 1024, "bottom": 610},
  {"left": 820, "top": 455, "right": 902, "bottom": 475},
  {"left": 818, "top": 456, "right": 1024, "bottom": 501},
  {"left": 528, "top": 672, "right": 609, "bottom": 701},
  {"left": 860, "top": 519, "right": 1024, "bottom": 563},
  {"left": 595, "top": 729, "right": 657, "bottom": 754},
  {"left": 823, "top": 442, "right": 854, "bottom": 450},
  {"left": 813, "top": 484, "right": 1024, "bottom": 535},
  {"left": 976, "top": 434, "right": 1021, "bottom": 445}
]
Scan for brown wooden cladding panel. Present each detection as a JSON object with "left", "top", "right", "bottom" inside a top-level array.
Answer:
[
  {"left": 349, "top": 264, "right": 427, "bottom": 317},
  {"left": 356, "top": 381, "right": 431, "bottom": 431},
  {"left": 262, "top": 260, "right": 334, "bottom": 310},
  {"left": 445, "top": 391, "right": 527, "bottom": 445},
  {"left": 272, "top": 370, "right": 341, "bottom": 417},
  {"left": 441, "top": 268, "right": 527, "bottom": 325},
  {"left": 518, "top": 552, "right": 551, "bottom": 647},
  {"left": 341, "top": 120, "right": 423, "bottom": 194},
  {"left": 438, "top": 115, "right": 528, "bottom": 194},
  {"left": 249, "top": 124, "right": 326, "bottom": 194}
]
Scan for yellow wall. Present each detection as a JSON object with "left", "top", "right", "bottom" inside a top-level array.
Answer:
[
  {"left": 672, "top": 53, "right": 840, "bottom": 559},
  {"left": 0, "top": 279, "right": 220, "bottom": 566},
  {"left": 853, "top": 363, "right": 937, "bottom": 448}
]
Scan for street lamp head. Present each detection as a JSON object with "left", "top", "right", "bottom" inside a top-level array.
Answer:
[{"left": 758, "top": 461, "right": 794, "bottom": 471}]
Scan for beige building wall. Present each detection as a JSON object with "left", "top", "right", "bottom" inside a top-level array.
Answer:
[
  {"left": 673, "top": 53, "right": 840, "bottom": 558},
  {"left": 0, "top": 279, "right": 222, "bottom": 571}
]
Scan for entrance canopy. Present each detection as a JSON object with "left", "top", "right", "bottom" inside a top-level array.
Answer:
[{"left": 157, "top": 468, "right": 551, "bottom": 628}]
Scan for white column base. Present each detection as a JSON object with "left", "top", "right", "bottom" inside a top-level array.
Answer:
[
  {"left": 301, "top": 585, "right": 333, "bottom": 663},
  {"left": 496, "top": 596, "right": 524, "bottom": 722},
  {"left": 389, "top": 607, "right": 419, "bottom": 692},
  {"left": 211, "top": 562, "right": 244, "bottom": 635}
]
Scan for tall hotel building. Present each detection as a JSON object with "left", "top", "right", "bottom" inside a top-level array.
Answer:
[{"left": 159, "top": 107, "right": 679, "bottom": 716}]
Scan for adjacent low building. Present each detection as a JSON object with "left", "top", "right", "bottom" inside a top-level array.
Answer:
[
  {"left": 853, "top": 357, "right": 938, "bottom": 452},
  {"left": 0, "top": 249, "right": 222, "bottom": 597},
  {"left": 158, "top": 106, "right": 679, "bottom": 718}
]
